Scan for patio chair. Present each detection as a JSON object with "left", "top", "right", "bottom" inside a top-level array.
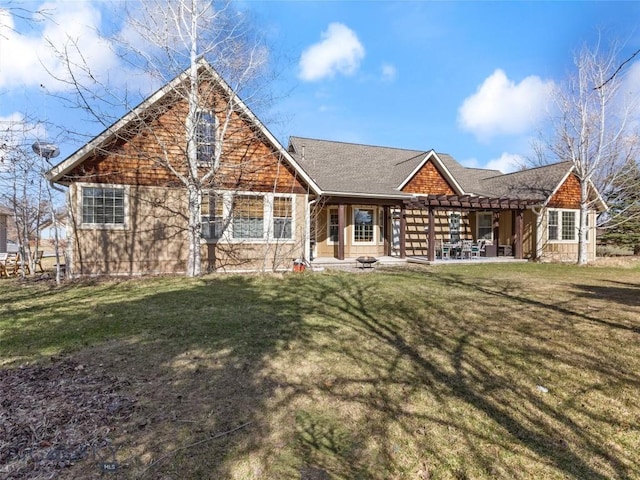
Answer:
[
  {"left": 470, "top": 243, "right": 481, "bottom": 259},
  {"left": 434, "top": 239, "right": 443, "bottom": 259},
  {"left": 461, "top": 240, "right": 473, "bottom": 259},
  {"left": 442, "top": 243, "right": 452, "bottom": 260}
]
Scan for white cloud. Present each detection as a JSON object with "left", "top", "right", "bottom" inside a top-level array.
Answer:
[
  {"left": 381, "top": 63, "right": 397, "bottom": 82},
  {"left": 0, "top": 2, "right": 121, "bottom": 92},
  {"left": 299, "top": 23, "right": 365, "bottom": 82},
  {"left": 458, "top": 69, "right": 554, "bottom": 141},
  {"left": 484, "top": 152, "right": 524, "bottom": 173}
]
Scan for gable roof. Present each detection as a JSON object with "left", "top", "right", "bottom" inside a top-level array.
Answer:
[
  {"left": 288, "top": 136, "right": 427, "bottom": 197},
  {"left": 47, "top": 60, "right": 320, "bottom": 194},
  {"left": 289, "top": 136, "right": 602, "bottom": 209}
]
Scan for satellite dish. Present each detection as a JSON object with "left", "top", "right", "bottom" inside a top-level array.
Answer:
[{"left": 32, "top": 141, "right": 60, "bottom": 160}]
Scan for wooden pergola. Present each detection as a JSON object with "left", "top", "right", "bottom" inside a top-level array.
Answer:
[{"left": 403, "top": 194, "right": 541, "bottom": 262}]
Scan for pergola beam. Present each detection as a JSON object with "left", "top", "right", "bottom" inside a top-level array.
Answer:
[{"left": 404, "top": 194, "right": 539, "bottom": 211}]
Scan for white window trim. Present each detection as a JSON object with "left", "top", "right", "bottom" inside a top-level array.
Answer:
[
  {"left": 352, "top": 205, "right": 377, "bottom": 246},
  {"left": 77, "top": 183, "right": 128, "bottom": 230},
  {"left": 547, "top": 208, "right": 580, "bottom": 243},
  {"left": 476, "top": 211, "right": 493, "bottom": 242},
  {"left": 266, "top": 194, "right": 296, "bottom": 243},
  {"left": 202, "top": 191, "right": 295, "bottom": 244}
]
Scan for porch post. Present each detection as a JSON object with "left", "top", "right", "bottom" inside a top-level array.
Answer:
[
  {"left": 338, "top": 203, "right": 346, "bottom": 260},
  {"left": 493, "top": 211, "right": 500, "bottom": 255},
  {"left": 515, "top": 209, "right": 524, "bottom": 259},
  {"left": 400, "top": 205, "right": 406, "bottom": 259},
  {"left": 383, "top": 206, "right": 391, "bottom": 256},
  {"left": 428, "top": 206, "right": 436, "bottom": 261}
]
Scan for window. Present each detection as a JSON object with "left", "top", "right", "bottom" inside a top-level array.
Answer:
[
  {"left": 449, "top": 213, "right": 461, "bottom": 243},
  {"left": 378, "top": 209, "right": 385, "bottom": 243},
  {"left": 547, "top": 209, "right": 578, "bottom": 241},
  {"left": 353, "top": 208, "right": 374, "bottom": 243},
  {"left": 232, "top": 195, "right": 264, "bottom": 239},
  {"left": 548, "top": 210, "right": 559, "bottom": 240},
  {"left": 82, "top": 187, "right": 125, "bottom": 225},
  {"left": 201, "top": 192, "right": 224, "bottom": 239},
  {"left": 561, "top": 211, "right": 576, "bottom": 240},
  {"left": 272, "top": 197, "right": 292, "bottom": 239},
  {"left": 477, "top": 212, "right": 492, "bottom": 241},
  {"left": 328, "top": 208, "right": 339, "bottom": 243},
  {"left": 196, "top": 110, "right": 217, "bottom": 166}
]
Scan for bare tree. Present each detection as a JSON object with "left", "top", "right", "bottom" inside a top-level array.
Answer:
[
  {"left": 534, "top": 41, "right": 639, "bottom": 265},
  {"left": 48, "top": 0, "right": 275, "bottom": 277},
  {"left": 0, "top": 121, "right": 53, "bottom": 277}
]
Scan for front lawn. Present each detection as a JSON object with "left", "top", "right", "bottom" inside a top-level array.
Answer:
[{"left": 1, "top": 262, "right": 639, "bottom": 479}]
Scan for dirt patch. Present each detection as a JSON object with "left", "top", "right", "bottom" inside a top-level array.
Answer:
[{"left": 0, "top": 359, "right": 135, "bottom": 479}]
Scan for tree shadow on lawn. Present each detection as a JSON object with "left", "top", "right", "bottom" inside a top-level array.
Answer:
[
  {"left": 269, "top": 270, "right": 640, "bottom": 479},
  {"left": 572, "top": 280, "right": 640, "bottom": 309},
  {"left": 1, "top": 275, "right": 331, "bottom": 479},
  {"left": 2, "top": 269, "right": 639, "bottom": 479}
]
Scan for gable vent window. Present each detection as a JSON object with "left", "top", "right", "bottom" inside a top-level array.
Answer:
[{"left": 196, "top": 110, "right": 217, "bottom": 166}]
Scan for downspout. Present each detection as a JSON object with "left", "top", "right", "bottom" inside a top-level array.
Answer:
[
  {"left": 49, "top": 180, "right": 68, "bottom": 281},
  {"left": 306, "top": 197, "right": 318, "bottom": 261}
]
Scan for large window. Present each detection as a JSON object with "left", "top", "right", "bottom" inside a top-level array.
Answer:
[
  {"left": 477, "top": 212, "right": 492, "bottom": 241},
  {"left": 353, "top": 208, "right": 374, "bottom": 243},
  {"left": 201, "top": 193, "right": 224, "bottom": 239},
  {"left": 196, "top": 110, "right": 217, "bottom": 166},
  {"left": 82, "top": 187, "right": 125, "bottom": 225},
  {"left": 272, "top": 197, "right": 292, "bottom": 239},
  {"left": 232, "top": 195, "right": 264, "bottom": 239},
  {"left": 548, "top": 209, "right": 578, "bottom": 241},
  {"left": 201, "top": 193, "right": 294, "bottom": 242}
]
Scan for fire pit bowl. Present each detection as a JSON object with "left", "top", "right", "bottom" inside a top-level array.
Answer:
[{"left": 356, "top": 256, "right": 378, "bottom": 269}]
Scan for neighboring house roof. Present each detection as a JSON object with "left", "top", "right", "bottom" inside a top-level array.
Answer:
[
  {"left": 289, "top": 136, "right": 584, "bottom": 206},
  {"left": 47, "top": 59, "right": 321, "bottom": 194}
]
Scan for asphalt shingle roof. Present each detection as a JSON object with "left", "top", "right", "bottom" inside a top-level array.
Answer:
[{"left": 289, "top": 136, "right": 572, "bottom": 201}]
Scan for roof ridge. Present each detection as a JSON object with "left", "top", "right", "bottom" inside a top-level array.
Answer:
[
  {"left": 289, "top": 136, "right": 426, "bottom": 154},
  {"left": 485, "top": 160, "right": 572, "bottom": 180}
]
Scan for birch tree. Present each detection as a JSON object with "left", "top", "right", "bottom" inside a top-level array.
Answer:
[
  {"left": 49, "top": 0, "right": 271, "bottom": 276},
  {"left": 536, "top": 42, "right": 639, "bottom": 265}
]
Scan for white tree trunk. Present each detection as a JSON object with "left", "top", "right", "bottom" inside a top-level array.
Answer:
[{"left": 577, "top": 181, "right": 590, "bottom": 265}]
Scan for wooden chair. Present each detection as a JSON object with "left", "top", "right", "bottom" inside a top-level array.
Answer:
[
  {"left": 9, "top": 252, "right": 29, "bottom": 276},
  {"left": 0, "top": 253, "right": 8, "bottom": 277}
]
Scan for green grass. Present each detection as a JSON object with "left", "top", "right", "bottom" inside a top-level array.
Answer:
[{"left": 1, "top": 262, "right": 640, "bottom": 479}]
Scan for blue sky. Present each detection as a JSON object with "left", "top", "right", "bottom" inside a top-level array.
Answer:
[{"left": 2, "top": 1, "right": 640, "bottom": 173}]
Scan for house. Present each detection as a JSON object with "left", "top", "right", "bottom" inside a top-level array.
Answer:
[
  {"left": 47, "top": 61, "right": 606, "bottom": 276},
  {"left": 289, "top": 137, "right": 606, "bottom": 263}
]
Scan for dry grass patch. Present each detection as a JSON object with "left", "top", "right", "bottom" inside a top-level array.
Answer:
[{"left": 1, "top": 263, "right": 639, "bottom": 479}]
